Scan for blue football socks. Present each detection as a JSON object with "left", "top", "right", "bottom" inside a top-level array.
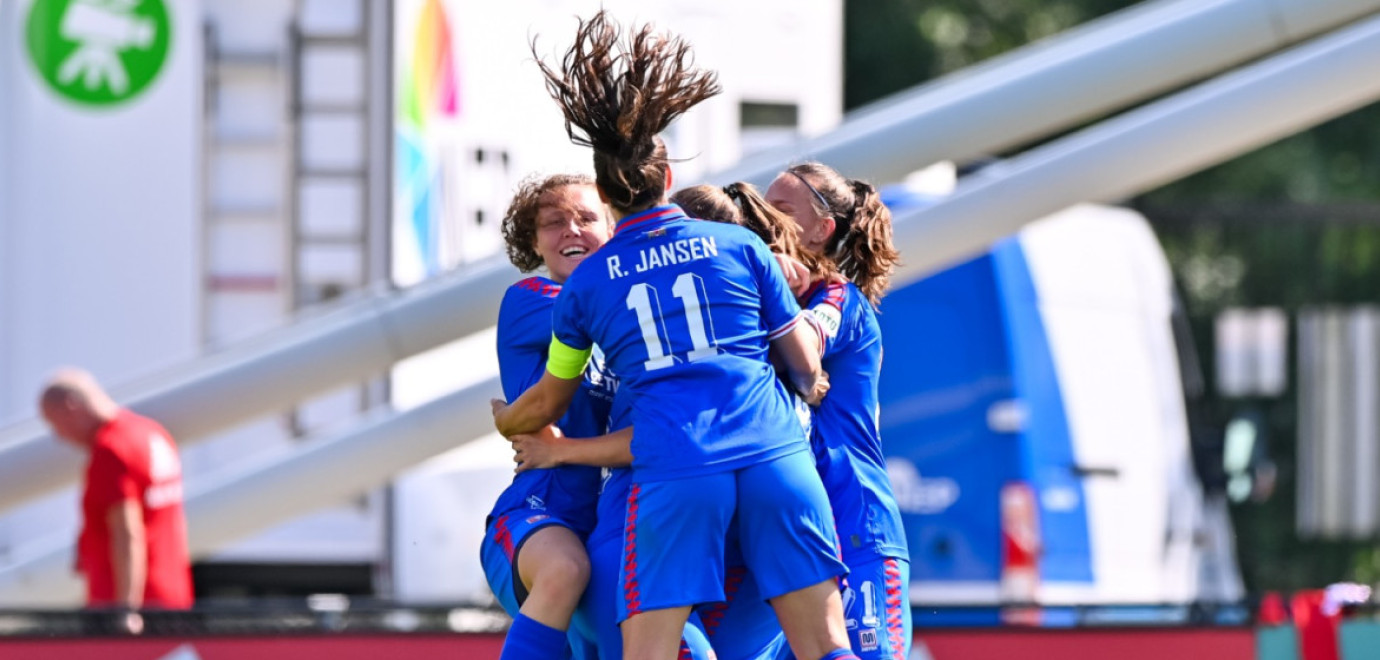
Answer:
[
  {"left": 819, "top": 649, "right": 862, "bottom": 660},
  {"left": 500, "top": 612, "right": 569, "bottom": 660}
]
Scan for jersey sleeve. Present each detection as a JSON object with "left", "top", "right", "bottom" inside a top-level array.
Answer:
[
  {"left": 547, "top": 335, "right": 593, "bottom": 380},
  {"left": 87, "top": 442, "right": 141, "bottom": 512},
  {"left": 747, "top": 238, "right": 804, "bottom": 340},
  {"left": 550, "top": 279, "right": 593, "bottom": 352},
  {"left": 496, "top": 285, "right": 557, "bottom": 402},
  {"left": 806, "top": 282, "right": 848, "bottom": 357}
]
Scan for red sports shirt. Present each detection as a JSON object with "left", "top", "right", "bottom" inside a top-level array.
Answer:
[{"left": 77, "top": 410, "right": 193, "bottom": 609}]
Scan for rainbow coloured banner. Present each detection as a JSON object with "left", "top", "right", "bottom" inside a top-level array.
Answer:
[{"left": 394, "top": 0, "right": 459, "bottom": 284}]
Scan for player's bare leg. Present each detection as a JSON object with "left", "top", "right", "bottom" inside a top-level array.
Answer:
[
  {"left": 769, "top": 579, "right": 854, "bottom": 660},
  {"left": 621, "top": 605, "right": 694, "bottom": 660},
  {"left": 515, "top": 525, "right": 590, "bottom": 628}
]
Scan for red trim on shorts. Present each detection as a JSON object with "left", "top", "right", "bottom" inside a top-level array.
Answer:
[
  {"left": 494, "top": 515, "right": 515, "bottom": 561},
  {"left": 623, "top": 484, "right": 644, "bottom": 616},
  {"left": 884, "top": 558, "right": 906, "bottom": 660},
  {"left": 700, "top": 565, "right": 747, "bottom": 638}
]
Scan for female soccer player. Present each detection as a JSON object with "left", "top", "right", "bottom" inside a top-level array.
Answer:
[
  {"left": 766, "top": 162, "right": 913, "bottom": 660},
  {"left": 480, "top": 173, "right": 615, "bottom": 660},
  {"left": 670, "top": 182, "right": 835, "bottom": 288},
  {"left": 493, "top": 12, "right": 857, "bottom": 660},
  {"left": 516, "top": 181, "right": 826, "bottom": 660}
]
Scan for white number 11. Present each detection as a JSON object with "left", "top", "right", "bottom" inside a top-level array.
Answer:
[{"left": 626, "top": 273, "right": 720, "bottom": 371}]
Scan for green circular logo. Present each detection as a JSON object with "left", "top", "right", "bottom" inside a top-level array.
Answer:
[{"left": 25, "top": 0, "right": 172, "bottom": 107}]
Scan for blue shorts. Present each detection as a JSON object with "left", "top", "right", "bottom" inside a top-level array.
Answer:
[
  {"left": 571, "top": 530, "right": 714, "bottom": 659},
  {"left": 695, "top": 563, "right": 789, "bottom": 660},
  {"left": 840, "top": 556, "right": 912, "bottom": 660},
  {"left": 479, "top": 511, "right": 571, "bottom": 615},
  {"left": 619, "top": 449, "right": 846, "bottom": 621}
]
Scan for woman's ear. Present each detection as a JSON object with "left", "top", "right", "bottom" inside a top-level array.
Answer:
[
  {"left": 817, "top": 216, "right": 837, "bottom": 247},
  {"left": 666, "top": 166, "right": 674, "bottom": 192}
]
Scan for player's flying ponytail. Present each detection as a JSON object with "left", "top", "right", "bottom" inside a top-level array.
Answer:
[{"left": 533, "top": 11, "right": 721, "bottom": 215}]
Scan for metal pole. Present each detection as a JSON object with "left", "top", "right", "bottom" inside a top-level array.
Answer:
[
  {"left": 0, "top": 376, "right": 501, "bottom": 606},
  {"left": 704, "top": 0, "right": 1380, "bottom": 189},
  {"left": 887, "top": 12, "right": 1380, "bottom": 284},
  {"left": 0, "top": 257, "right": 520, "bottom": 514}
]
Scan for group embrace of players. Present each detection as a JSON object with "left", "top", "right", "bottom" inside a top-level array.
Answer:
[{"left": 483, "top": 11, "right": 908, "bottom": 660}]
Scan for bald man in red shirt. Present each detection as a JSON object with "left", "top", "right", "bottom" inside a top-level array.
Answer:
[{"left": 40, "top": 369, "right": 193, "bottom": 622}]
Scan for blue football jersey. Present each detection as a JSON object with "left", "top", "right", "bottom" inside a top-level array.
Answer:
[
  {"left": 804, "top": 280, "right": 909, "bottom": 563},
  {"left": 487, "top": 277, "right": 612, "bottom": 535},
  {"left": 552, "top": 205, "right": 808, "bottom": 481},
  {"left": 588, "top": 391, "right": 634, "bottom": 548}
]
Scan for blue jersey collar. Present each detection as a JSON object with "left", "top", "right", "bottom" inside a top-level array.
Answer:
[{"left": 614, "top": 204, "right": 687, "bottom": 236}]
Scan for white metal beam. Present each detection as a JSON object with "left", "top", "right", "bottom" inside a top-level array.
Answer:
[
  {"left": 705, "top": 0, "right": 1380, "bottom": 188},
  {"left": 0, "top": 259, "right": 520, "bottom": 514},
  {"left": 0, "top": 376, "right": 501, "bottom": 607},
  {"left": 888, "top": 10, "right": 1380, "bottom": 284}
]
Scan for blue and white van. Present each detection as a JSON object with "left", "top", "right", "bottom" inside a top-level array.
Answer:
[{"left": 877, "top": 202, "right": 1243, "bottom": 615}]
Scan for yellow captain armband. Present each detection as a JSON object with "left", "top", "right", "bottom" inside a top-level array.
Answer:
[{"left": 546, "top": 334, "right": 593, "bottom": 380}]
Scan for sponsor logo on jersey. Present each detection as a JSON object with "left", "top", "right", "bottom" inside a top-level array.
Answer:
[
  {"left": 525, "top": 514, "right": 550, "bottom": 525},
  {"left": 858, "top": 628, "right": 879, "bottom": 652},
  {"left": 145, "top": 481, "right": 183, "bottom": 509},
  {"left": 526, "top": 495, "right": 546, "bottom": 510},
  {"left": 810, "top": 303, "right": 842, "bottom": 338},
  {"left": 584, "top": 345, "right": 620, "bottom": 401},
  {"left": 148, "top": 432, "right": 181, "bottom": 481}
]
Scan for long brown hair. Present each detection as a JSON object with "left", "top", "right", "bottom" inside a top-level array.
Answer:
[
  {"left": 532, "top": 11, "right": 721, "bottom": 215},
  {"left": 671, "top": 183, "right": 837, "bottom": 284},
  {"left": 785, "top": 162, "right": 900, "bottom": 306},
  {"left": 500, "top": 173, "right": 598, "bottom": 272}
]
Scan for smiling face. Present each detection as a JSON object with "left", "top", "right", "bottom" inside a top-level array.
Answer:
[
  {"left": 533, "top": 184, "right": 611, "bottom": 283},
  {"left": 766, "top": 173, "right": 835, "bottom": 254}
]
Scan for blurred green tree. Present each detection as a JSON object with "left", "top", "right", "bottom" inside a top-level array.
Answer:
[{"left": 845, "top": 0, "right": 1133, "bottom": 110}]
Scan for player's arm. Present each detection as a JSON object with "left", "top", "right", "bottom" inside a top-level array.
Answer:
[
  {"left": 492, "top": 336, "right": 589, "bottom": 437},
  {"left": 513, "top": 426, "right": 633, "bottom": 472},
  {"left": 106, "top": 498, "right": 147, "bottom": 609},
  {"left": 768, "top": 311, "right": 824, "bottom": 390},
  {"left": 755, "top": 241, "right": 829, "bottom": 404},
  {"left": 771, "top": 321, "right": 829, "bottom": 405}
]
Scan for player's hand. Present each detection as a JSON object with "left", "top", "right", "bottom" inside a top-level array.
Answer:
[
  {"left": 490, "top": 399, "right": 508, "bottom": 417},
  {"left": 507, "top": 423, "right": 562, "bottom": 445},
  {"left": 108, "top": 609, "right": 143, "bottom": 635},
  {"left": 774, "top": 254, "right": 811, "bottom": 297},
  {"left": 512, "top": 426, "right": 565, "bottom": 472},
  {"left": 123, "top": 611, "right": 144, "bottom": 635},
  {"left": 802, "top": 371, "right": 830, "bottom": 406}
]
